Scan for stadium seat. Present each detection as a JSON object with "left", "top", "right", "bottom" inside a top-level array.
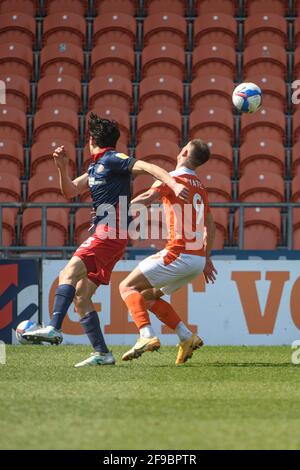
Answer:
[
  {"left": 1, "top": 75, "right": 30, "bottom": 113},
  {"left": 197, "top": 172, "right": 231, "bottom": 203},
  {"left": 243, "top": 44, "right": 287, "bottom": 79},
  {"left": 31, "top": 140, "right": 76, "bottom": 177},
  {"left": 191, "top": 75, "right": 234, "bottom": 111},
  {"left": 295, "top": 18, "right": 300, "bottom": 53},
  {"left": 204, "top": 139, "right": 233, "bottom": 177},
  {"left": 293, "top": 209, "right": 300, "bottom": 249},
  {"left": 245, "top": 0, "right": 286, "bottom": 16},
  {"left": 292, "top": 174, "right": 300, "bottom": 201},
  {"left": 0, "top": 209, "right": 16, "bottom": 247},
  {"left": 135, "top": 139, "right": 179, "bottom": 169},
  {"left": 189, "top": 107, "right": 234, "bottom": 144},
  {"left": 132, "top": 175, "right": 156, "bottom": 198},
  {"left": 137, "top": 107, "right": 182, "bottom": 144},
  {"left": 0, "top": 43, "right": 33, "bottom": 79},
  {"left": 93, "top": 13, "right": 136, "bottom": 47},
  {"left": 139, "top": 75, "right": 183, "bottom": 112},
  {"left": 96, "top": 0, "right": 136, "bottom": 15},
  {"left": 0, "top": 173, "right": 21, "bottom": 202},
  {"left": 294, "top": 47, "right": 300, "bottom": 79},
  {"left": 87, "top": 108, "right": 130, "bottom": 145},
  {"left": 43, "top": 13, "right": 86, "bottom": 47},
  {"left": 91, "top": 43, "right": 135, "bottom": 80},
  {"left": 142, "top": 44, "right": 186, "bottom": 81},
  {"left": 244, "top": 14, "right": 287, "bottom": 47},
  {"left": 22, "top": 208, "right": 69, "bottom": 247},
  {"left": 75, "top": 208, "right": 93, "bottom": 245},
  {"left": 239, "top": 140, "right": 285, "bottom": 176},
  {"left": 192, "top": 44, "right": 236, "bottom": 80},
  {"left": 245, "top": 75, "right": 286, "bottom": 112},
  {"left": 33, "top": 107, "right": 78, "bottom": 145},
  {"left": 195, "top": 0, "right": 236, "bottom": 15},
  {"left": 37, "top": 75, "right": 82, "bottom": 112},
  {"left": 0, "top": 107, "right": 26, "bottom": 144},
  {"left": 145, "top": 0, "right": 186, "bottom": 15},
  {"left": 293, "top": 108, "right": 300, "bottom": 144},
  {"left": 28, "top": 172, "right": 67, "bottom": 202},
  {"left": 0, "top": 0, "right": 36, "bottom": 15},
  {"left": 194, "top": 14, "right": 237, "bottom": 48},
  {"left": 82, "top": 142, "right": 129, "bottom": 172},
  {"left": 240, "top": 108, "right": 286, "bottom": 144},
  {"left": 292, "top": 142, "right": 300, "bottom": 177},
  {"left": 40, "top": 43, "right": 84, "bottom": 81},
  {"left": 0, "top": 140, "right": 23, "bottom": 177},
  {"left": 45, "top": 0, "right": 87, "bottom": 15},
  {"left": 144, "top": 13, "right": 186, "bottom": 48},
  {"left": 235, "top": 208, "right": 281, "bottom": 250},
  {"left": 0, "top": 13, "right": 35, "bottom": 47},
  {"left": 88, "top": 75, "right": 132, "bottom": 113},
  {"left": 239, "top": 171, "right": 284, "bottom": 202},
  {"left": 209, "top": 208, "right": 228, "bottom": 249}
]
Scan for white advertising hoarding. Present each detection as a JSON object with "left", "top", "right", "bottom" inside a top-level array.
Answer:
[{"left": 42, "top": 260, "right": 300, "bottom": 345}]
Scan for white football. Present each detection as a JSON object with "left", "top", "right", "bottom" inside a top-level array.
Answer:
[
  {"left": 232, "top": 82, "right": 262, "bottom": 113},
  {"left": 16, "top": 320, "right": 38, "bottom": 345}
]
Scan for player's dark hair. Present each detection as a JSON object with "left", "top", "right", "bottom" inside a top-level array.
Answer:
[
  {"left": 88, "top": 112, "right": 120, "bottom": 148},
  {"left": 188, "top": 139, "right": 210, "bottom": 168}
]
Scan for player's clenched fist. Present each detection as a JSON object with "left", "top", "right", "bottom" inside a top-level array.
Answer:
[{"left": 53, "top": 145, "right": 68, "bottom": 169}]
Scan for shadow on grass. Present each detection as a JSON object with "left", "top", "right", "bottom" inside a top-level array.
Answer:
[{"left": 149, "top": 362, "right": 295, "bottom": 368}]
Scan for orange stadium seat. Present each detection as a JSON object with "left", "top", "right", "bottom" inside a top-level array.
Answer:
[
  {"left": 93, "top": 13, "right": 135, "bottom": 48},
  {"left": 0, "top": 0, "right": 36, "bottom": 15},
  {"left": 204, "top": 139, "right": 233, "bottom": 177},
  {"left": 293, "top": 209, "right": 300, "bottom": 249},
  {"left": 239, "top": 171, "right": 284, "bottom": 202},
  {"left": 43, "top": 13, "right": 86, "bottom": 47},
  {"left": 189, "top": 107, "right": 234, "bottom": 144},
  {"left": 87, "top": 108, "right": 130, "bottom": 145},
  {"left": 37, "top": 75, "right": 81, "bottom": 112},
  {"left": 192, "top": 44, "right": 236, "bottom": 80},
  {"left": 0, "top": 13, "right": 35, "bottom": 47},
  {"left": 22, "top": 208, "right": 69, "bottom": 247},
  {"left": 0, "top": 210, "right": 16, "bottom": 247},
  {"left": 75, "top": 208, "right": 93, "bottom": 245},
  {"left": 132, "top": 175, "right": 156, "bottom": 198},
  {"left": 244, "top": 14, "right": 287, "bottom": 47},
  {"left": 89, "top": 75, "right": 132, "bottom": 113},
  {"left": 293, "top": 108, "right": 300, "bottom": 144},
  {"left": 243, "top": 44, "right": 287, "bottom": 79},
  {"left": 33, "top": 107, "right": 78, "bottom": 145},
  {"left": 294, "top": 47, "right": 300, "bottom": 79},
  {"left": 145, "top": 0, "right": 186, "bottom": 15},
  {"left": 28, "top": 172, "right": 68, "bottom": 202},
  {"left": 142, "top": 44, "right": 186, "bottom": 81},
  {"left": 209, "top": 208, "right": 228, "bottom": 249},
  {"left": 31, "top": 140, "right": 76, "bottom": 177},
  {"left": 0, "top": 140, "right": 23, "bottom": 177},
  {"left": 45, "top": 0, "right": 87, "bottom": 15},
  {"left": 0, "top": 107, "right": 26, "bottom": 144},
  {"left": 194, "top": 14, "right": 236, "bottom": 48},
  {"left": 0, "top": 173, "right": 21, "bottom": 202},
  {"left": 91, "top": 43, "right": 135, "bottom": 80},
  {"left": 191, "top": 75, "right": 234, "bottom": 111},
  {"left": 82, "top": 142, "right": 129, "bottom": 172},
  {"left": 135, "top": 139, "right": 179, "bottom": 170},
  {"left": 295, "top": 18, "right": 300, "bottom": 52},
  {"left": 137, "top": 107, "right": 182, "bottom": 144},
  {"left": 40, "top": 43, "right": 84, "bottom": 80},
  {"left": 139, "top": 75, "right": 183, "bottom": 112},
  {"left": 292, "top": 142, "right": 300, "bottom": 177},
  {"left": 235, "top": 208, "right": 281, "bottom": 250},
  {"left": 0, "top": 43, "right": 33, "bottom": 80},
  {"left": 196, "top": 0, "right": 236, "bottom": 15},
  {"left": 96, "top": 0, "right": 136, "bottom": 15},
  {"left": 245, "top": 75, "right": 286, "bottom": 112},
  {"left": 1, "top": 75, "right": 30, "bottom": 113},
  {"left": 198, "top": 172, "right": 231, "bottom": 203},
  {"left": 245, "top": 0, "right": 286, "bottom": 15},
  {"left": 239, "top": 140, "right": 285, "bottom": 176},
  {"left": 240, "top": 108, "right": 285, "bottom": 144},
  {"left": 144, "top": 13, "right": 186, "bottom": 48},
  {"left": 292, "top": 174, "right": 300, "bottom": 202}
]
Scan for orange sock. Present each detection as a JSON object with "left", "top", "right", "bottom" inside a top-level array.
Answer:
[
  {"left": 149, "top": 299, "right": 181, "bottom": 330},
  {"left": 124, "top": 291, "right": 151, "bottom": 330}
]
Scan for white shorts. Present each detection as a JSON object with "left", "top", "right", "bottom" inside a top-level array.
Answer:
[{"left": 138, "top": 249, "right": 206, "bottom": 295}]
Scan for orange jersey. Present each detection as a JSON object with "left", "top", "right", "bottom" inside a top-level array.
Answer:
[{"left": 153, "top": 167, "right": 210, "bottom": 257}]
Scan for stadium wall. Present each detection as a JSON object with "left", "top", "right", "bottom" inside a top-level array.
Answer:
[{"left": 1, "top": 259, "right": 300, "bottom": 346}]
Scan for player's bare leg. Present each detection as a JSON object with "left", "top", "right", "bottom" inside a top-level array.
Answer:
[
  {"left": 23, "top": 256, "right": 87, "bottom": 345},
  {"left": 73, "top": 278, "right": 115, "bottom": 367},
  {"left": 119, "top": 268, "right": 161, "bottom": 361}
]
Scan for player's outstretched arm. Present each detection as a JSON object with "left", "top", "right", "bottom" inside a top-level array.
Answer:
[
  {"left": 131, "top": 160, "right": 189, "bottom": 202},
  {"left": 53, "top": 146, "right": 88, "bottom": 198},
  {"left": 131, "top": 188, "right": 161, "bottom": 206}
]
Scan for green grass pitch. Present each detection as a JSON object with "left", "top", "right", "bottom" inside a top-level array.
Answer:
[{"left": 0, "top": 345, "right": 300, "bottom": 450}]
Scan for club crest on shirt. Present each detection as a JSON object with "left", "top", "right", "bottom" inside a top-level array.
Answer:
[{"left": 96, "top": 164, "right": 105, "bottom": 173}]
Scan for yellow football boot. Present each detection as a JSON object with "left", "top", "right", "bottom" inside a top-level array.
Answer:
[
  {"left": 175, "top": 335, "right": 204, "bottom": 365},
  {"left": 122, "top": 336, "right": 161, "bottom": 361}
]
